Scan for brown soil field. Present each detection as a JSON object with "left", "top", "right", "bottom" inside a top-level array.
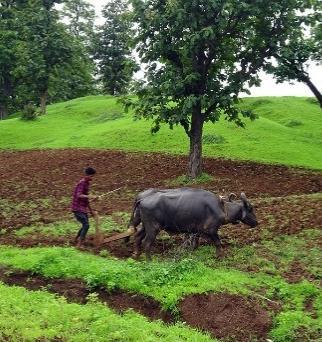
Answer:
[{"left": 1, "top": 149, "right": 321, "bottom": 230}]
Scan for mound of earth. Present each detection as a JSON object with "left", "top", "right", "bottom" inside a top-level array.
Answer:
[{"left": 179, "top": 293, "right": 272, "bottom": 341}]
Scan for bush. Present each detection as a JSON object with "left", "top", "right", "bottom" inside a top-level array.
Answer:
[
  {"left": 21, "top": 103, "right": 38, "bottom": 121},
  {"left": 285, "top": 120, "right": 303, "bottom": 128},
  {"left": 203, "top": 133, "right": 226, "bottom": 144}
]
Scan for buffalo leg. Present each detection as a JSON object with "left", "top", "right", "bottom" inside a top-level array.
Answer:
[
  {"left": 132, "top": 226, "right": 145, "bottom": 259},
  {"left": 142, "top": 223, "right": 160, "bottom": 261},
  {"left": 209, "top": 230, "right": 222, "bottom": 258},
  {"left": 191, "top": 234, "right": 200, "bottom": 250},
  {"left": 125, "top": 208, "right": 142, "bottom": 244}
]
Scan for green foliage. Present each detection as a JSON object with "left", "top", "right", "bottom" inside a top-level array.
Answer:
[
  {"left": 166, "top": 173, "right": 214, "bottom": 186},
  {"left": 20, "top": 103, "right": 38, "bottom": 121},
  {"left": 93, "top": 0, "right": 139, "bottom": 95},
  {"left": 61, "top": 0, "right": 95, "bottom": 47},
  {"left": 203, "top": 134, "right": 226, "bottom": 145},
  {"left": 128, "top": 0, "right": 315, "bottom": 176},
  {"left": 0, "top": 0, "right": 21, "bottom": 119},
  {"left": 0, "top": 0, "right": 95, "bottom": 116},
  {"left": 285, "top": 119, "right": 303, "bottom": 128},
  {"left": 15, "top": 214, "right": 127, "bottom": 238},
  {"left": 0, "top": 283, "right": 214, "bottom": 341},
  {"left": 265, "top": 2, "right": 322, "bottom": 106}
]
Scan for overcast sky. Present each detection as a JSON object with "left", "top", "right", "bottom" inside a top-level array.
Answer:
[{"left": 88, "top": 0, "right": 321, "bottom": 97}]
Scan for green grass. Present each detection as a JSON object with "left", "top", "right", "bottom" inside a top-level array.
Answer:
[
  {"left": 14, "top": 213, "right": 130, "bottom": 238},
  {"left": 0, "top": 283, "right": 214, "bottom": 342},
  {"left": 0, "top": 95, "right": 322, "bottom": 169}
]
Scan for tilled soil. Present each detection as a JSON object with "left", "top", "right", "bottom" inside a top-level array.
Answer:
[
  {"left": 179, "top": 293, "right": 274, "bottom": 341},
  {"left": 1, "top": 149, "right": 321, "bottom": 229}
]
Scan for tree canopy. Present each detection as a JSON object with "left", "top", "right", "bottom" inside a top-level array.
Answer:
[
  {"left": 128, "top": 0, "right": 318, "bottom": 177},
  {"left": 94, "top": 0, "right": 138, "bottom": 95},
  {"left": 265, "top": 3, "right": 322, "bottom": 107}
]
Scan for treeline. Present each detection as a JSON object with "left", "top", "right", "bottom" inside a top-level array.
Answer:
[
  {"left": 0, "top": 0, "right": 137, "bottom": 118},
  {"left": 0, "top": 0, "right": 321, "bottom": 123}
]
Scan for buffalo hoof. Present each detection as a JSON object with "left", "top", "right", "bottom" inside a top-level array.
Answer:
[
  {"left": 216, "top": 251, "right": 224, "bottom": 259},
  {"left": 131, "top": 252, "right": 140, "bottom": 260}
]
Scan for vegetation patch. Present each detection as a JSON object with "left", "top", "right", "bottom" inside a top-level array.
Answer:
[
  {"left": 14, "top": 214, "right": 127, "bottom": 238},
  {"left": 0, "top": 266, "right": 173, "bottom": 323},
  {"left": 165, "top": 173, "right": 214, "bottom": 186},
  {"left": 88, "top": 110, "right": 124, "bottom": 123},
  {"left": 202, "top": 134, "right": 226, "bottom": 145},
  {"left": 0, "top": 282, "right": 213, "bottom": 341},
  {"left": 285, "top": 119, "right": 303, "bottom": 128}
]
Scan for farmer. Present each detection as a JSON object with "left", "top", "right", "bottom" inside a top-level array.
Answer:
[{"left": 72, "top": 167, "right": 97, "bottom": 248}]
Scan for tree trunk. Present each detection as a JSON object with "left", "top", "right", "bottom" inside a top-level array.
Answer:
[
  {"left": 39, "top": 90, "right": 48, "bottom": 115},
  {"left": 302, "top": 75, "right": 322, "bottom": 108},
  {"left": 0, "top": 105, "right": 8, "bottom": 120},
  {"left": 188, "top": 102, "right": 204, "bottom": 178}
]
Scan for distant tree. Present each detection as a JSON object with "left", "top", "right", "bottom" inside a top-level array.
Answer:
[
  {"left": 266, "top": 5, "right": 322, "bottom": 107},
  {"left": 58, "top": 0, "right": 96, "bottom": 100},
  {"left": 1, "top": 0, "right": 95, "bottom": 117},
  {"left": 94, "top": 0, "right": 138, "bottom": 95},
  {"left": 0, "top": 0, "right": 21, "bottom": 119},
  {"left": 49, "top": 38, "right": 95, "bottom": 102},
  {"left": 14, "top": 0, "right": 73, "bottom": 114},
  {"left": 61, "top": 0, "right": 95, "bottom": 48},
  {"left": 128, "top": 0, "right": 315, "bottom": 178}
]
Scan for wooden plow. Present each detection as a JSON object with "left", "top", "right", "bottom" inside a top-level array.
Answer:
[
  {"left": 93, "top": 211, "right": 135, "bottom": 247},
  {"left": 92, "top": 187, "right": 135, "bottom": 247}
]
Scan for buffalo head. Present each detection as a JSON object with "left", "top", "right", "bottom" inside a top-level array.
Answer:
[{"left": 240, "top": 193, "right": 258, "bottom": 228}]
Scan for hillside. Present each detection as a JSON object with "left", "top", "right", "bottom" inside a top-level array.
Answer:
[{"left": 0, "top": 95, "right": 321, "bottom": 170}]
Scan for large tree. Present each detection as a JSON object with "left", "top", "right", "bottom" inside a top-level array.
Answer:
[
  {"left": 94, "top": 0, "right": 138, "bottom": 95},
  {"left": 266, "top": 6, "right": 322, "bottom": 107},
  {"left": 129, "top": 0, "right": 315, "bottom": 178}
]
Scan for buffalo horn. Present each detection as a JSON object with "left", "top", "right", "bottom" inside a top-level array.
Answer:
[
  {"left": 228, "top": 193, "right": 237, "bottom": 201},
  {"left": 240, "top": 192, "right": 247, "bottom": 202}
]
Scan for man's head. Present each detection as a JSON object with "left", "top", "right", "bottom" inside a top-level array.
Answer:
[{"left": 84, "top": 167, "right": 96, "bottom": 181}]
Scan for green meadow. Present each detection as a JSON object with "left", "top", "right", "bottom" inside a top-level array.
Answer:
[{"left": 0, "top": 96, "right": 321, "bottom": 170}]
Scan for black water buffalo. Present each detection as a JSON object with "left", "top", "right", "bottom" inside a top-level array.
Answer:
[
  {"left": 127, "top": 188, "right": 191, "bottom": 232},
  {"left": 131, "top": 188, "right": 258, "bottom": 260}
]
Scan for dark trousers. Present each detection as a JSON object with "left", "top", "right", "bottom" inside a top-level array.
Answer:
[{"left": 73, "top": 211, "right": 89, "bottom": 241}]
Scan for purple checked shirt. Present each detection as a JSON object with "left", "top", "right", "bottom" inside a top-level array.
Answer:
[{"left": 71, "top": 178, "right": 90, "bottom": 213}]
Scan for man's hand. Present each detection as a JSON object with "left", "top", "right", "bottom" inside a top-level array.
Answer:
[{"left": 91, "top": 210, "right": 99, "bottom": 218}]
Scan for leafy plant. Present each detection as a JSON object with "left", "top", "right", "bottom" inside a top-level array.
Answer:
[
  {"left": 203, "top": 134, "right": 226, "bottom": 144},
  {"left": 21, "top": 103, "right": 38, "bottom": 121}
]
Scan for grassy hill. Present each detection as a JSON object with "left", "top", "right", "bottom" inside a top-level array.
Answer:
[{"left": 0, "top": 95, "right": 321, "bottom": 170}]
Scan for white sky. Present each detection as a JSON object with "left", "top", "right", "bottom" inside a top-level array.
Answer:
[{"left": 89, "top": 0, "right": 321, "bottom": 97}]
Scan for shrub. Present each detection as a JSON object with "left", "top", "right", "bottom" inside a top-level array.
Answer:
[
  {"left": 203, "top": 133, "right": 226, "bottom": 144},
  {"left": 21, "top": 103, "right": 38, "bottom": 121},
  {"left": 285, "top": 120, "right": 303, "bottom": 128}
]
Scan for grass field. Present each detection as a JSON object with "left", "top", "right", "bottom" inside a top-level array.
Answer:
[{"left": 0, "top": 96, "right": 321, "bottom": 170}]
